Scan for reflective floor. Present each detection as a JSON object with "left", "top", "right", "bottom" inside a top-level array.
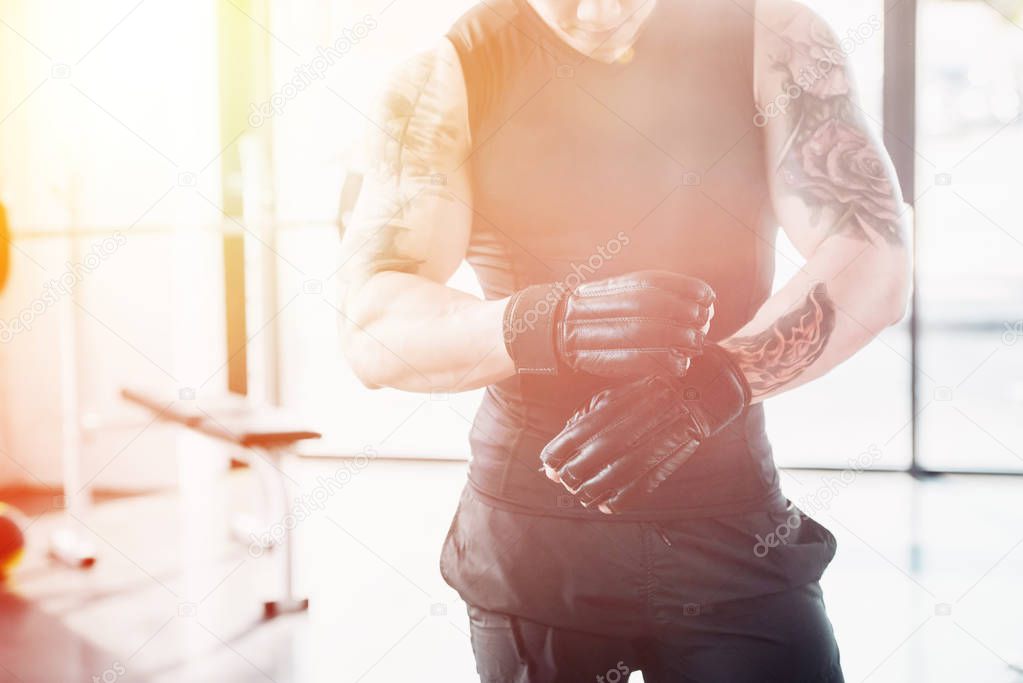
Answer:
[{"left": 2, "top": 461, "right": 1022, "bottom": 682}]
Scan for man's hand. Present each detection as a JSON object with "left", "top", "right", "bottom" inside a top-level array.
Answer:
[
  {"left": 539, "top": 345, "right": 751, "bottom": 513},
  {"left": 503, "top": 270, "right": 715, "bottom": 379}
]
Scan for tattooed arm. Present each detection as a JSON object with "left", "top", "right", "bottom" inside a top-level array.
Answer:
[
  {"left": 725, "top": 2, "right": 912, "bottom": 402},
  {"left": 339, "top": 41, "right": 514, "bottom": 392}
]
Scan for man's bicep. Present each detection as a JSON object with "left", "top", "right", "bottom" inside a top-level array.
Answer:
[
  {"left": 756, "top": 2, "right": 905, "bottom": 258},
  {"left": 341, "top": 39, "right": 472, "bottom": 287}
]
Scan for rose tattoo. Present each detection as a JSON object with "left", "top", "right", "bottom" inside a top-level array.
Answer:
[{"left": 771, "top": 16, "right": 904, "bottom": 245}]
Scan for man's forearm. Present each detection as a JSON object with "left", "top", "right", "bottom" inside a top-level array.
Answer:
[
  {"left": 342, "top": 272, "right": 513, "bottom": 393},
  {"left": 739, "top": 2, "right": 914, "bottom": 403},
  {"left": 721, "top": 235, "right": 910, "bottom": 403}
]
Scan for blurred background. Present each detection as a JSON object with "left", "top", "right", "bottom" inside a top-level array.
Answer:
[{"left": 0, "top": 0, "right": 1021, "bottom": 681}]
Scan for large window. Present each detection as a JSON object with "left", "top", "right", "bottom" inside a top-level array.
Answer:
[
  {"left": 0, "top": 0, "right": 226, "bottom": 487},
  {"left": 915, "top": 0, "right": 1023, "bottom": 472}
]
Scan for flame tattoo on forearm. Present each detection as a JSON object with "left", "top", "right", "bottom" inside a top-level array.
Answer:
[{"left": 723, "top": 283, "right": 836, "bottom": 397}]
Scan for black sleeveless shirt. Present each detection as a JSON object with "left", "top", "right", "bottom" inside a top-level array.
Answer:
[{"left": 448, "top": 0, "right": 783, "bottom": 518}]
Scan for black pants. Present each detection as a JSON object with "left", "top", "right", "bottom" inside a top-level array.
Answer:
[{"left": 467, "top": 582, "right": 843, "bottom": 683}]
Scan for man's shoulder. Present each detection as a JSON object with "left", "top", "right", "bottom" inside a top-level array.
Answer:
[
  {"left": 752, "top": 0, "right": 843, "bottom": 103},
  {"left": 447, "top": 0, "right": 527, "bottom": 52},
  {"left": 754, "top": 0, "right": 831, "bottom": 43}
]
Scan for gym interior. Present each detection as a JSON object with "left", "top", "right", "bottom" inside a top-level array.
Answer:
[{"left": 1, "top": 1, "right": 1022, "bottom": 681}]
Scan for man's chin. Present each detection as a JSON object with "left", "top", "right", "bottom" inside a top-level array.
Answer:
[{"left": 575, "top": 41, "right": 637, "bottom": 64}]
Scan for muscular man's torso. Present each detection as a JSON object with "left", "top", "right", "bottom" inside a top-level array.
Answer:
[{"left": 449, "top": 0, "right": 782, "bottom": 517}]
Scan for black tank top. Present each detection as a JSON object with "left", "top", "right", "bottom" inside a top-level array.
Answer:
[{"left": 448, "top": 0, "right": 782, "bottom": 518}]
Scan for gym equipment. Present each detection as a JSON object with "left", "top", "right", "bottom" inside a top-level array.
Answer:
[
  {"left": 0, "top": 201, "right": 9, "bottom": 294},
  {"left": 0, "top": 502, "right": 26, "bottom": 579},
  {"left": 49, "top": 181, "right": 98, "bottom": 570},
  {"left": 0, "top": 206, "right": 21, "bottom": 580},
  {"left": 121, "top": 387, "right": 320, "bottom": 618}
]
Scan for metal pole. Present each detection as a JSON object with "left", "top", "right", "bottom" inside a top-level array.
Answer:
[{"left": 882, "top": 0, "right": 920, "bottom": 476}]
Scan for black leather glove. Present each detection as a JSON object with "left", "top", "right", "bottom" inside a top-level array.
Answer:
[
  {"left": 540, "top": 344, "right": 751, "bottom": 512},
  {"left": 503, "top": 270, "right": 714, "bottom": 378}
]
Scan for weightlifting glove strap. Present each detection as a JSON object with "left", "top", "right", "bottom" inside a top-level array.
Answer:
[{"left": 503, "top": 283, "right": 566, "bottom": 375}]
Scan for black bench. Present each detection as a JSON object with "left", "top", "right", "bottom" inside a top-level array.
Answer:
[{"left": 122, "top": 388, "right": 321, "bottom": 618}]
